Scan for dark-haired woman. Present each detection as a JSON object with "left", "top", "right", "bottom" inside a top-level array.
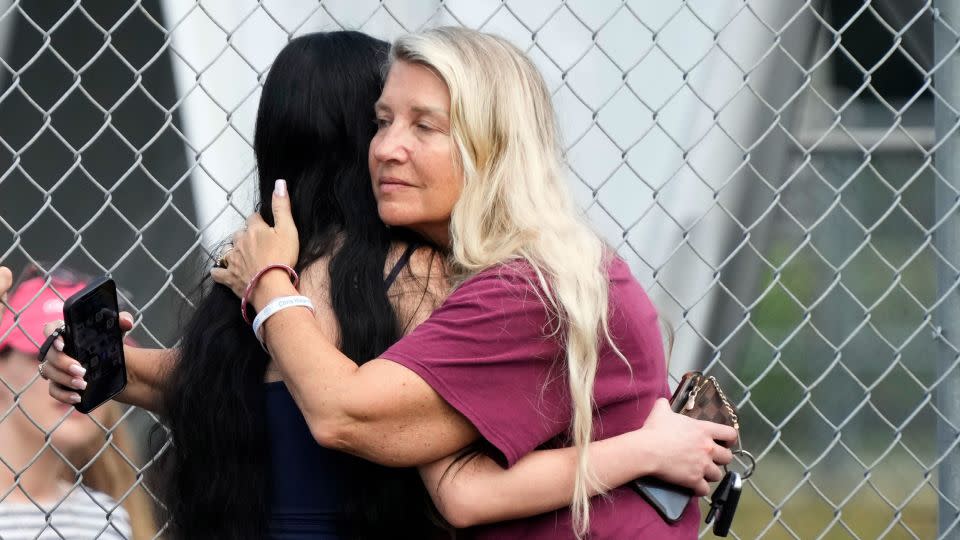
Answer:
[{"left": 39, "top": 31, "right": 706, "bottom": 539}]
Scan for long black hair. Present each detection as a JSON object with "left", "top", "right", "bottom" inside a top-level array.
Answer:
[{"left": 158, "top": 31, "right": 439, "bottom": 539}]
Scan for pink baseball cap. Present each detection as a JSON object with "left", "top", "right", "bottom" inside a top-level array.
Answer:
[{"left": 0, "top": 276, "right": 87, "bottom": 354}]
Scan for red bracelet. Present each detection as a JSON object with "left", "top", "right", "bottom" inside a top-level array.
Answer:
[{"left": 241, "top": 264, "right": 299, "bottom": 324}]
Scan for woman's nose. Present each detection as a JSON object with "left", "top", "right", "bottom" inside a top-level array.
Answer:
[{"left": 372, "top": 124, "right": 409, "bottom": 163}]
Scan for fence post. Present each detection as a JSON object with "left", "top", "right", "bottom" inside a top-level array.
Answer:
[{"left": 934, "top": 1, "right": 960, "bottom": 536}]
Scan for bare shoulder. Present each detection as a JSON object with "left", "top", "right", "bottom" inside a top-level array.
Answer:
[
  {"left": 293, "top": 255, "right": 340, "bottom": 345},
  {"left": 297, "top": 256, "right": 332, "bottom": 307},
  {"left": 386, "top": 243, "right": 450, "bottom": 335}
]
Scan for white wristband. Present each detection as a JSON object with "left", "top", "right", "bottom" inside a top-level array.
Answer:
[{"left": 252, "top": 295, "right": 315, "bottom": 348}]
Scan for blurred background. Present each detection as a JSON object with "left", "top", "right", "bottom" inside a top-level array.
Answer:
[{"left": 0, "top": 0, "right": 957, "bottom": 538}]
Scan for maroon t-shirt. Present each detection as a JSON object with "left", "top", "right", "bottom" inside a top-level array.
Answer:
[{"left": 381, "top": 257, "right": 699, "bottom": 538}]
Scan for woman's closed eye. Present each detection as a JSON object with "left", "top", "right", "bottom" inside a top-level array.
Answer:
[{"left": 416, "top": 120, "right": 449, "bottom": 135}]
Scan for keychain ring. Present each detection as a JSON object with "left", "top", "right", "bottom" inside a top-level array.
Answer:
[
  {"left": 38, "top": 324, "right": 67, "bottom": 363},
  {"left": 729, "top": 449, "right": 755, "bottom": 480}
]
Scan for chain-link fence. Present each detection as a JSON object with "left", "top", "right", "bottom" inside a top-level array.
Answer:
[{"left": 0, "top": 0, "right": 956, "bottom": 538}]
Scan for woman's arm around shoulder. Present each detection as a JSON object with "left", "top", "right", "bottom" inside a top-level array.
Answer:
[{"left": 211, "top": 191, "right": 478, "bottom": 466}]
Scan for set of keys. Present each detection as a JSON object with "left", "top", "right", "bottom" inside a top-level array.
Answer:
[
  {"left": 705, "top": 448, "right": 754, "bottom": 536},
  {"left": 705, "top": 470, "right": 742, "bottom": 536}
]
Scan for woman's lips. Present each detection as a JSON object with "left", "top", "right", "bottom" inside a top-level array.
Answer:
[{"left": 379, "top": 177, "right": 414, "bottom": 194}]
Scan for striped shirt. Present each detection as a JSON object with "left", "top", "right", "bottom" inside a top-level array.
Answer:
[{"left": 0, "top": 488, "right": 132, "bottom": 540}]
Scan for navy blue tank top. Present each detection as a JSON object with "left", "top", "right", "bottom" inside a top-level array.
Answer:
[{"left": 265, "top": 244, "right": 419, "bottom": 539}]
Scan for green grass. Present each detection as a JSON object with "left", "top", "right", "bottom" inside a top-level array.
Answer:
[{"left": 713, "top": 455, "right": 940, "bottom": 539}]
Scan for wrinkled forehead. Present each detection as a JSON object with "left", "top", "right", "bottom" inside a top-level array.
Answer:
[{"left": 376, "top": 60, "right": 451, "bottom": 114}]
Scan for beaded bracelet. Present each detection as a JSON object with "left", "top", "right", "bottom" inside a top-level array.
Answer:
[
  {"left": 252, "top": 295, "right": 315, "bottom": 349},
  {"left": 241, "top": 264, "right": 299, "bottom": 325}
]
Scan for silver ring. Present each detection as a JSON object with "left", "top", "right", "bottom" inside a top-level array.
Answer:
[
  {"left": 38, "top": 361, "right": 47, "bottom": 379},
  {"left": 215, "top": 246, "right": 234, "bottom": 269},
  {"left": 731, "top": 449, "right": 756, "bottom": 480}
]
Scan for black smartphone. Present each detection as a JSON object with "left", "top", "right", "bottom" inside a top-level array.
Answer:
[
  {"left": 631, "top": 372, "right": 701, "bottom": 522},
  {"left": 61, "top": 276, "right": 127, "bottom": 414}
]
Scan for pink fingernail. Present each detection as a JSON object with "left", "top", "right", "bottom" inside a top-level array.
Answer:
[
  {"left": 72, "top": 378, "right": 87, "bottom": 390},
  {"left": 274, "top": 179, "right": 287, "bottom": 197},
  {"left": 54, "top": 339, "right": 63, "bottom": 352},
  {"left": 69, "top": 394, "right": 81, "bottom": 404},
  {"left": 68, "top": 364, "right": 86, "bottom": 377}
]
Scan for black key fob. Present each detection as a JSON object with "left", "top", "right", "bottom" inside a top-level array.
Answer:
[{"left": 706, "top": 471, "right": 742, "bottom": 537}]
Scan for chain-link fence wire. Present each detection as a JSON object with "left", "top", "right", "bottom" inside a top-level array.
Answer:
[{"left": 0, "top": 0, "right": 955, "bottom": 538}]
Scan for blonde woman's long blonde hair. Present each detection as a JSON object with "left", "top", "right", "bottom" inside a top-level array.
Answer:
[{"left": 392, "top": 27, "right": 624, "bottom": 537}]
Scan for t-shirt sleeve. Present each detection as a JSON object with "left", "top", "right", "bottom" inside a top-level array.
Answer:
[{"left": 380, "top": 265, "right": 569, "bottom": 467}]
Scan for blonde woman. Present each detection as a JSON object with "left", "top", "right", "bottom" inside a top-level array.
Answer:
[
  {"left": 206, "top": 27, "right": 737, "bottom": 538},
  {"left": 0, "top": 270, "right": 155, "bottom": 540}
]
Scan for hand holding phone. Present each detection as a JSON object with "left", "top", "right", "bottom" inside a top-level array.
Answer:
[{"left": 58, "top": 277, "right": 127, "bottom": 413}]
